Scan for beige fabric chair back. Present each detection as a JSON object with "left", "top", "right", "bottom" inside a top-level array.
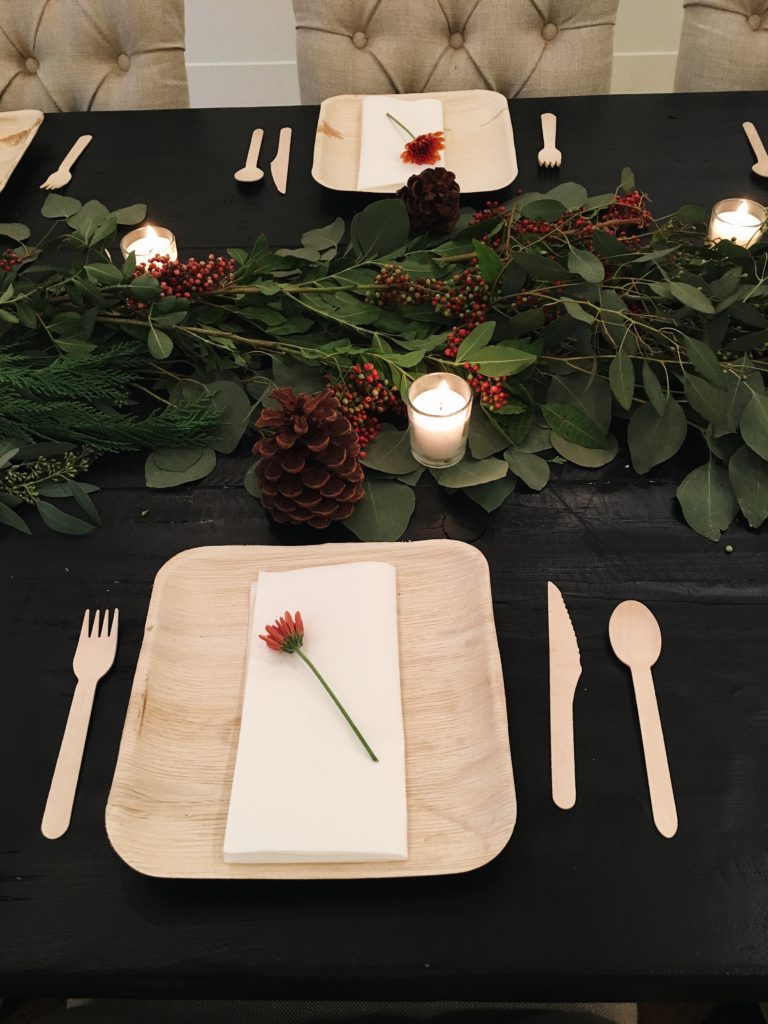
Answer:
[
  {"left": 293, "top": 0, "right": 619, "bottom": 104},
  {"left": 0, "top": 0, "right": 189, "bottom": 112},
  {"left": 676, "top": 0, "right": 768, "bottom": 91}
]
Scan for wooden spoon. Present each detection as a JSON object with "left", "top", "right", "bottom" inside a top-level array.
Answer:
[
  {"left": 234, "top": 129, "right": 265, "bottom": 183},
  {"left": 743, "top": 122, "right": 768, "bottom": 178},
  {"left": 608, "top": 600, "right": 678, "bottom": 839}
]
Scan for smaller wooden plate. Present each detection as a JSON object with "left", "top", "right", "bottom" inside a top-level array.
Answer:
[
  {"left": 312, "top": 89, "right": 517, "bottom": 193},
  {"left": 0, "top": 110, "right": 43, "bottom": 192},
  {"left": 106, "top": 540, "right": 516, "bottom": 879}
]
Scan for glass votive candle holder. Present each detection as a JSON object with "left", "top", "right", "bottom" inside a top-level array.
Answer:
[
  {"left": 407, "top": 372, "right": 472, "bottom": 469},
  {"left": 120, "top": 225, "right": 177, "bottom": 263},
  {"left": 708, "top": 198, "right": 766, "bottom": 248}
]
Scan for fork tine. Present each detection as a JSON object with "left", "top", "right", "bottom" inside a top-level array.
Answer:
[
  {"left": 78, "top": 609, "right": 91, "bottom": 644},
  {"left": 109, "top": 608, "right": 119, "bottom": 639},
  {"left": 99, "top": 609, "right": 110, "bottom": 637},
  {"left": 90, "top": 610, "right": 100, "bottom": 638}
]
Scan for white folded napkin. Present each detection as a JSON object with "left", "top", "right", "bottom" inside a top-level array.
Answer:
[
  {"left": 357, "top": 95, "right": 444, "bottom": 191},
  {"left": 224, "top": 562, "right": 408, "bottom": 863}
]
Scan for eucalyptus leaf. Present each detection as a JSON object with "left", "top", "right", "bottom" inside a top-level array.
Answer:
[
  {"left": 683, "top": 373, "right": 732, "bottom": 430},
  {"left": 628, "top": 397, "right": 688, "bottom": 474},
  {"left": 620, "top": 166, "right": 635, "bottom": 194},
  {"left": 438, "top": 456, "right": 508, "bottom": 488},
  {"left": 568, "top": 247, "right": 605, "bottom": 284},
  {"left": 673, "top": 204, "right": 709, "bottom": 226},
  {"left": 468, "top": 405, "right": 509, "bottom": 459},
  {"left": 609, "top": 348, "right": 635, "bottom": 411},
  {"left": 464, "top": 475, "right": 516, "bottom": 512},
  {"left": 351, "top": 198, "right": 409, "bottom": 258},
  {"left": 208, "top": 380, "right": 252, "bottom": 454},
  {"left": 67, "top": 199, "right": 110, "bottom": 231},
  {"left": 561, "top": 298, "right": 595, "bottom": 324},
  {"left": 362, "top": 426, "right": 420, "bottom": 474},
  {"left": 677, "top": 461, "right": 738, "bottom": 541},
  {"left": 519, "top": 198, "right": 566, "bottom": 221},
  {"left": 504, "top": 448, "right": 550, "bottom": 490},
  {"left": 84, "top": 262, "right": 123, "bottom": 286},
  {"left": 147, "top": 325, "right": 173, "bottom": 359},
  {"left": 116, "top": 203, "right": 148, "bottom": 226},
  {"left": 244, "top": 463, "right": 262, "bottom": 499},
  {"left": 541, "top": 404, "right": 610, "bottom": 449},
  {"left": 130, "top": 274, "right": 161, "bottom": 302},
  {"left": 345, "top": 477, "right": 415, "bottom": 542},
  {"left": 36, "top": 499, "right": 95, "bottom": 536},
  {"left": 547, "top": 374, "right": 612, "bottom": 432},
  {"left": 145, "top": 447, "right": 217, "bottom": 489},
  {"left": 642, "top": 362, "right": 667, "bottom": 415},
  {"left": 685, "top": 336, "right": 727, "bottom": 389},
  {"left": 473, "top": 344, "right": 538, "bottom": 377},
  {"left": 66, "top": 478, "right": 102, "bottom": 526},
  {"left": 728, "top": 444, "right": 768, "bottom": 528},
  {"left": 551, "top": 432, "right": 619, "bottom": 467},
  {"left": 455, "top": 321, "right": 496, "bottom": 362},
  {"left": 545, "top": 182, "right": 588, "bottom": 208},
  {"left": 0, "top": 223, "right": 30, "bottom": 242},
  {"left": 669, "top": 281, "right": 714, "bottom": 315},
  {"left": 0, "top": 501, "right": 31, "bottom": 534},
  {"left": 472, "top": 240, "right": 504, "bottom": 287},
  {"left": 41, "top": 194, "right": 82, "bottom": 219},
  {"left": 740, "top": 392, "right": 768, "bottom": 460},
  {"left": 511, "top": 251, "right": 568, "bottom": 282}
]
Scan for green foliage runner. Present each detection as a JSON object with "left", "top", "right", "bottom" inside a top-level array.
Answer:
[{"left": 2, "top": 172, "right": 768, "bottom": 541}]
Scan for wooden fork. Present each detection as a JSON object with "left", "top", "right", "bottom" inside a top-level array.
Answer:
[
  {"left": 538, "top": 113, "right": 562, "bottom": 169},
  {"left": 41, "top": 609, "right": 119, "bottom": 840},
  {"left": 39, "top": 134, "right": 92, "bottom": 191}
]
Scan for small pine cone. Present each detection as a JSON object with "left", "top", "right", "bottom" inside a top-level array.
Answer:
[
  {"left": 396, "top": 167, "right": 461, "bottom": 235},
  {"left": 253, "top": 387, "right": 365, "bottom": 529}
]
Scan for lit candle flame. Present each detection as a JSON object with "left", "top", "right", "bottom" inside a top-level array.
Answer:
[
  {"left": 737, "top": 200, "right": 749, "bottom": 221},
  {"left": 436, "top": 379, "right": 451, "bottom": 413}
]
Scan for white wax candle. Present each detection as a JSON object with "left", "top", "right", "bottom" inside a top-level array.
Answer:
[
  {"left": 408, "top": 379, "right": 470, "bottom": 466},
  {"left": 709, "top": 200, "right": 763, "bottom": 247},
  {"left": 121, "top": 225, "right": 178, "bottom": 263}
]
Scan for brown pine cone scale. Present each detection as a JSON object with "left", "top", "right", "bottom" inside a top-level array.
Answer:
[{"left": 253, "top": 387, "right": 365, "bottom": 529}]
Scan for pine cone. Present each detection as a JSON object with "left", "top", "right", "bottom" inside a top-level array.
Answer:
[
  {"left": 253, "top": 387, "right": 365, "bottom": 529},
  {"left": 396, "top": 167, "right": 461, "bottom": 235}
]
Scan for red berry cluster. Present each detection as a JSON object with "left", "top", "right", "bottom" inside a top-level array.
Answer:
[
  {"left": 0, "top": 248, "right": 20, "bottom": 273},
  {"left": 463, "top": 363, "right": 510, "bottom": 410},
  {"left": 369, "top": 264, "right": 428, "bottom": 306},
  {"left": 325, "top": 363, "right": 406, "bottom": 457},
  {"left": 132, "top": 253, "right": 236, "bottom": 300}
]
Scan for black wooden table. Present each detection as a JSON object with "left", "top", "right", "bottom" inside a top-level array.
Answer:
[{"left": 2, "top": 92, "right": 768, "bottom": 1002}]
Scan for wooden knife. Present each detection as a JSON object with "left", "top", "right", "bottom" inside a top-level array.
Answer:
[
  {"left": 270, "top": 127, "right": 292, "bottom": 195},
  {"left": 548, "top": 581, "right": 582, "bottom": 810}
]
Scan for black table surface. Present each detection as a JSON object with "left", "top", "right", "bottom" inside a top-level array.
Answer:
[{"left": 2, "top": 91, "right": 768, "bottom": 1002}]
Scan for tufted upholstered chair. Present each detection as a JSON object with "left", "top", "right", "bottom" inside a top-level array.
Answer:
[
  {"left": 0, "top": 0, "right": 189, "bottom": 112},
  {"left": 675, "top": 0, "right": 768, "bottom": 91},
  {"left": 292, "top": 0, "right": 619, "bottom": 104}
]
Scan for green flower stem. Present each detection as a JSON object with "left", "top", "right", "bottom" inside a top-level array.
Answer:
[
  {"left": 386, "top": 113, "right": 416, "bottom": 140},
  {"left": 295, "top": 649, "right": 379, "bottom": 762}
]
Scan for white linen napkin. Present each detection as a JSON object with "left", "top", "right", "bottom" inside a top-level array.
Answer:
[
  {"left": 357, "top": 95, "right": 444, "bottom": 191},
  {"left": 224, "top": 562, "right": 408, "bottom": 863}
]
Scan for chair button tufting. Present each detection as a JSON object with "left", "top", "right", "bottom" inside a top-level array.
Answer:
[
  {"left": 541, "top": 22, "right": 559, "bottom": 40},
  {"left": 24, "top": 56, "right": 39, "bottom": 74},
  {"left": 352, "top": 31, "right": 368, "bottom": 49},
  {"left": 117, "top": 53, "right": 131, "bottom": 71},
  {"left": 449, "top": 31, "right": 464, "bottom": 49},
  {"left": 747, "top": 13, "right": 762, "bottom": 30}
]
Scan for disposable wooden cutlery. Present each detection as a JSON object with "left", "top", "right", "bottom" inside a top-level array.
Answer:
[
  {"left": 234, "top": 128, "right": 265, "bottom": 183},
  {"left": 537, "top": 112, "right": 561, "bottom": 169},
  {"left": 743, "top": 121, "right": 768, "bottom": 178},
  {"left": 270, "top": 127, "right": 292, "bottom": 194},
  {"left": 41, "top": 608, "right": 119, "bottom": 840},
  {"left": 39, "top": 134, "right": 92, "bottom": 190},
  {"left": 608, "top": 600, "right": 678, "bottom": 839},
  {"left": 548, "top": 582, "right": 581, "bottom": 810}
]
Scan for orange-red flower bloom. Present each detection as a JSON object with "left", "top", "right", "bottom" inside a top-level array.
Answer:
[
  {"left": 402, "top": 131, "right": 445, "bottom": 166},
  {"left": 260, "top": 610, "right": 304, "bottom": 653}
]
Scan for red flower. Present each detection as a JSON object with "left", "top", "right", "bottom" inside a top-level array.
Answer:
[
  {"left": 260, "top": 610, "right": 304, "bottom": 653},
  {"left": 402, "top": 131, "right": 445, "bottom": 166}
]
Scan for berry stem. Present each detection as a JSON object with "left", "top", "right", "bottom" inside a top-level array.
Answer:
[
  {"left": 295, "top": 649, "right": 379, "bottom": 762},
  {"left": 386, "top": 113, "right": 416, "bottom": 140}
]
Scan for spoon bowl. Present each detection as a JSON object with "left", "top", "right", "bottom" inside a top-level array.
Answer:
[
  {"left": 234, "top": 166, "right": 264, "bottom": 183},
  {"left": 608, "top": 599, "right": 661, "bottom": 669}
]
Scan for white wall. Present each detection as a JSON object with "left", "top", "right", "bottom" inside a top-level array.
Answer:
[{"left": 185, "top": 0, "right": 684, "bottom": 108}]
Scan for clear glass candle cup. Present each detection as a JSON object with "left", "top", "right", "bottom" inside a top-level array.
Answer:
[
  {"left": 407, "top": 373, "right": 473, "bottom": 469},
  {"left": 708, "top": 198, "right": 766, "bottom": 248},
  {"left": 119, "top": 225, "right": 178, "bottom": 263}
]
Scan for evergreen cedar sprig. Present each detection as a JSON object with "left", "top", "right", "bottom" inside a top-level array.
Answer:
[{"left": 2, "top": 175, "right": 768, "bottom": 542}]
